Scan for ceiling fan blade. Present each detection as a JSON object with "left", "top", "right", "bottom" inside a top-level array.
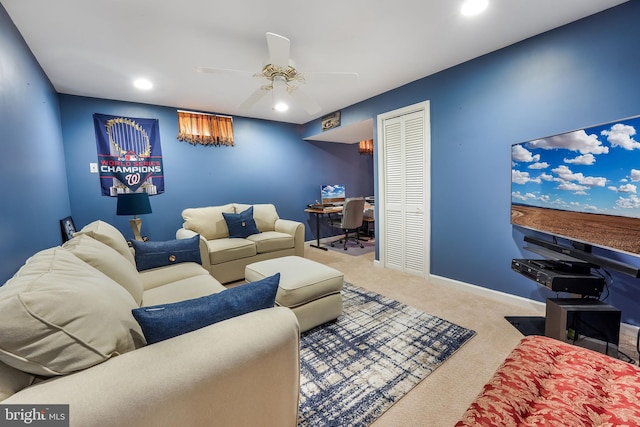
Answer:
[
  {"left": 238, "top": 86, "right": 270, "bottom": 111},
  {"left": 302, "top": 71, "right": 359, "bottom": 84},
  {"left": 266, "top": 32, "right": 290, "bottom": 69},
  {"left": 289, "top": 87, "right": 321, "bottom": 115},
  {"left": 195, "top": 66, "right": 254, "bottom": 77}
]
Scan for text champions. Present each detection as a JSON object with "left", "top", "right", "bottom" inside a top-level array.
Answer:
[{"left": 99, "top": 160, "right": 162, "bottom": 174}]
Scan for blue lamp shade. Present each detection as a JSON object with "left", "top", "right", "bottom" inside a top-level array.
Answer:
[{"left": 116, "top": 193, "right": 152, "bottom": 217}]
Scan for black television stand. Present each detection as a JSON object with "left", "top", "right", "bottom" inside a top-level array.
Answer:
[
  {"left": 507, "top": 235, "right": 625, "bottom": 357},
  {"left": 511, "top": 258, "right": 605, "bottom": 297}
]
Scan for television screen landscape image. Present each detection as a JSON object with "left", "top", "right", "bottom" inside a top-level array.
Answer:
[{"left": 511, "top": 115, "right": 640, "bottom": 256}]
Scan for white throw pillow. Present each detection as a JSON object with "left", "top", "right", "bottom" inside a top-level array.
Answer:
[
  {"left": 63, "top": 234, "right": 144, "bottom": 305},
  {"left": 74, "top": 220, "right": 136, "bottom": 267},
  {"left": 182, "top": 204, "right": 235, "bottom": 240}
]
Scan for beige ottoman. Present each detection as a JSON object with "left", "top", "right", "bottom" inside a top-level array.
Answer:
[{"left": 245, "top": 256, "right": 344, "bottom": 332}]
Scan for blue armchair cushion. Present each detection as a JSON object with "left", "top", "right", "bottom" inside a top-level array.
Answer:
[
  {"left": 131, "top": 234, "right": 201, "bottom": 271},
  {"left": 132, "top": 273, "right": 280, "bottom": 344},
  {"left": 222, "top": 206, "right": 260, "bottom": 238}
]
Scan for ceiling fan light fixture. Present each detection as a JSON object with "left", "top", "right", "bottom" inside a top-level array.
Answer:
[
  {"left": 274, "top": 102, "right": 289, "bottom": 112},
  {"left": 272, "top": 75, "right": 289, "bottom": 112},
  {"left": 210, "top": 32, "right": 330, "bottom": 116}
]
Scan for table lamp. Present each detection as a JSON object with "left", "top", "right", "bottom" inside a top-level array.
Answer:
[{"left": 116, "top": 192, "right": 152, "bottom": 241}]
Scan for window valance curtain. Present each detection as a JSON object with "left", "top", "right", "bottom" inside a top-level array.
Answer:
[
  {"left": 177, "top": 111, "right": 235, "bottom": 146},
  {"left": 359, "top": 139, "right": 373, "bottom": 155}
]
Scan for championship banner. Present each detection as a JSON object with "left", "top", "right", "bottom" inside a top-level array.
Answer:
[{"left": 93, "top": 113, "right": 164, "bottom": 196}]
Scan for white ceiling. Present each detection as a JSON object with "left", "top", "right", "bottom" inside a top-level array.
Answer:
[
  {"left": 2, "top": 0, "right": 628, "bottom": 126},
  {"left": 305, "top": 119, "right": 374, "bottom": 144}
]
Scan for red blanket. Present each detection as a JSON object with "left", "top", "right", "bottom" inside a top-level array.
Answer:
[{"left": 456, "top": 335, "right": 640, "bottom": 426}]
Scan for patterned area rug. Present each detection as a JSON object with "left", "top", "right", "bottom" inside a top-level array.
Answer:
[{"left": 298, "top": 283, "right": 476, "bottom": 427}]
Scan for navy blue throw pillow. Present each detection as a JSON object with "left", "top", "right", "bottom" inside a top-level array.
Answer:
[
  {"left": 222, "top": 206, "right": 260, "bottom": 238},
  {"left": 132, "top": 273, "right": 280, "bottom": 344},
  {"left": 131, "top": 234, "right": 201, "bottom": 271}
]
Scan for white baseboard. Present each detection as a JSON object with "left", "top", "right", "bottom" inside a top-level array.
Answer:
[
  {"left": 307, "top": 246, "right": 639, "bottom": 343},
  {"left": 429, "top": 274, "right": 546, "bottom": 312},
  {"left": 429, "top": 273, "right": 639, "bottom": 339}
]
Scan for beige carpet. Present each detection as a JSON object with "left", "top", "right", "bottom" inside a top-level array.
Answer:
[{"left": 303, "top": 243, "right": 640, "bottom": 427}]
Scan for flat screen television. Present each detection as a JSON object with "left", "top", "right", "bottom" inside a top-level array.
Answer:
[
  {"left": 321, "top": 184, "right": 346, "bottom": 205},
  {"left": 511, "top": 115, "right": 640, "bottom": 258}
]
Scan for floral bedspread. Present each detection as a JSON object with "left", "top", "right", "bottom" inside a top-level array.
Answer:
[{"left": 455, "top": 335, "right": 640, "bottom": 427}]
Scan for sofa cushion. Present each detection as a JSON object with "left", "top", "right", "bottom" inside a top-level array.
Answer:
[
  {"left": 142, "top": 276, "right": 225, "bottom": 307},
  {"left": 207, "top": 238, "right": 256, "bottom": 265},
  {"left": 74, "top": 220, "right": 136, "bottom": 267},
  {"left": 140, "top": 262, "right": 212, "bottom": 291},
  {"left": 131, "top": 235, "right": 201, "bottom": 271},
  {"left": 0, "top": 247, "right": 145, "bottom": 376},
  {"left": 133, "top": 273, "right": 280, "bottom": 344},
  {"left": 235, "top": 203, "right": 279, "bottom": 232},
  {"left": 63, "top": 234, "right": 144, "bottom": 305},
  {"left": 0, "top": 361, "right": 36, "bottom": 401},
  {"left": 222, "top": 206, "right": 260, "bottom": 238},
  {"left": 247, "top": 231, "right": 295, "bottom": 253},
  {"left": 182, "top": 203, "right": 235, "bottom": 240}
]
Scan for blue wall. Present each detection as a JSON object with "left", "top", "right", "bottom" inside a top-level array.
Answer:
[
  {"left": 0, "top": 4, "right": 70, "bottom": 282},
  {"left": 58, "top": 95, "right": 374, "bottom": 242},
  {"left": 2, "top": 2, "right": 640, "bottom": 325},
  {"left": 303, "top": 2, "right": 640, "bottom": 325}
]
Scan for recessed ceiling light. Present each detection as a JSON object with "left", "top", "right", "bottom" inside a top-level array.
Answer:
[
  {"left": 461, "top": 0, "right": 488, "bottom": 16},
  {"left": 133, "top": 78, "right": 153, "bottom": 90},
  {"left": 274, "top": 102, "right": 289, "bottom": 112}
]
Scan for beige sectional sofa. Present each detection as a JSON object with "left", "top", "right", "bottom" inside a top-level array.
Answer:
[
  {"left": 0, "top": 220, "right": 300, "bottom": 427},
  {"left": 176, "top": 203, "right": 305, "bottom": 283}
]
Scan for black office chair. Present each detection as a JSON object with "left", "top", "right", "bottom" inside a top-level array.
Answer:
[{"left": 328, "top": 197, "right": 365, "bottom": 250}]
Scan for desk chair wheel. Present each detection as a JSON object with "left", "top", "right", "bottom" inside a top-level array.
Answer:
[{"left": 330, "top": 238, "right": 363, "bottom": 250}]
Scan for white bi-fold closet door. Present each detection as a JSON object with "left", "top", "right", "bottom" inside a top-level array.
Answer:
[{"left": 377, "top": 101, "right": 430, "bottom": 277}]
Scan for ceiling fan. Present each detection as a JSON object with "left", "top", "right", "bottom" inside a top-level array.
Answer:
[{"left": 196, "top": 32, "right": 358, "bottom": 115}]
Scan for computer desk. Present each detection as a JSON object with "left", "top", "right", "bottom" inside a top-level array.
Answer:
[
  {"left": 305, "top": 206, "right": 375, "bottom": 250},
  {"left": 304, "top": 206, "right": 342, "bottom": 250}
]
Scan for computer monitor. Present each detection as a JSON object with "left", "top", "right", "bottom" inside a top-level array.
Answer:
[{"left": 321, "top": 184, "right": 346, "bottom": 205}]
